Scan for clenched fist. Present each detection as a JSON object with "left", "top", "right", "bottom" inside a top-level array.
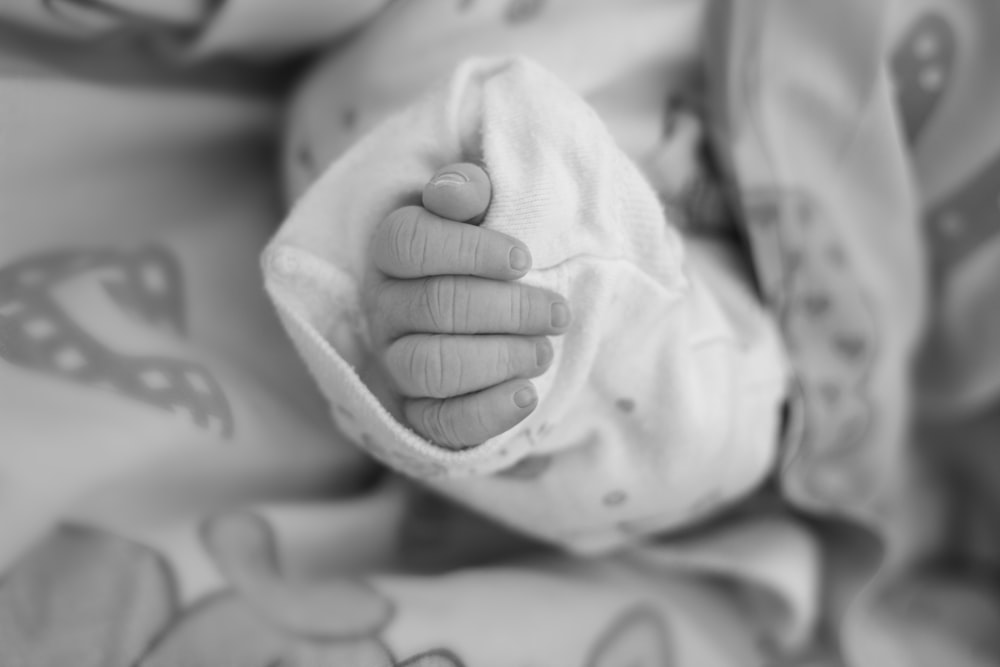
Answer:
[{"left": 363, "top": 163, "right": 571, "bottom": 449}]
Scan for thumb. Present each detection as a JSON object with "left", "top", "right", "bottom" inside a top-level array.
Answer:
[{"left": 422, "top": 162, "right": 492, "bottom": 225}]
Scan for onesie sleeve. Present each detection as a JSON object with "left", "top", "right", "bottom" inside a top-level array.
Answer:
[
  {"left": 433, "top": 233, "right": 788, "bottom": 553},
  {"left": 264, "top": 56, "right": 789, "bottom": 553}
]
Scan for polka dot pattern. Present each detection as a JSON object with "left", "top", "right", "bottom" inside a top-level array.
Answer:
[
  {"left": 615, "top": 398, "right": 636, "bottom": 414},
  {"left": 504, "top": 0, "right": 545, "bottom": 24},
  {"left": 741, "top": 190, "right": 878, "bottom": 507},
  {"left": 602, "top": 490, "right": 627, "bottom": 507},
  {"left": 925, "top": 151, "right": 1000, "bottom": 281},
  {"left": 0, "top": 247, "right": 233, "bottom": 437},
  {"left": 891, "top": 13, "right": 955, "bottom": 144}
]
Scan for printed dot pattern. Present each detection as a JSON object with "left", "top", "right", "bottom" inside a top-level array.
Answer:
[
  {"left": 615, "top": 398, "right": 636, "bottom": 414},
  {"left": 602, "top": 490, "right": 627, "bottom": 507},
  {"left": 295, "top": 143, "right": 316, "bottom": 176},
  {"left": 504, "top": 0, "right": 545, "bottom": 24},
  {"left": 925, "top": 151, "right": 1000, "bottom": 281},
  {"left": 742, "top": 191, "right": 877, "bottom": 506},
  {"left": 891, "top": 13, "right": 955, "bottom": 144},
  {"left": 0, "top": 247, "right": 233, "bottom": 437}
]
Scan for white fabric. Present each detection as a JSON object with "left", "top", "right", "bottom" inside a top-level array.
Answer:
[{"left": 265, "top": 57, "right": 788, "bottom": 551}]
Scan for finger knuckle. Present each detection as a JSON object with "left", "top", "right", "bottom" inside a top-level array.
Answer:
[
  {"left": 470, "top": 396, "right": 498, "bottom": 439},
  {"left": 423, "top": 277, "right": 463, "bottom": 331},
  {"left": 508, "top": 286, "right": 528, "bottom": 331},
  {"left": 520, "top": 289, "right": 543, "bottom": 332},
  {"left": 420, "top": 337, "right": 450, "bottom": 397},
  {"left": 383, "top": 207, "right": 425, "bottom": 271},
  {"left": 459, "top": 225, "right": 486, "bottom": 274},
  {"left": 420, "top": 400, "right": 459, "bottom": 447},
  {"left": 384, "top": 337, "right": 416, "bottom": 393},
  {"left": 367, "top": 279, "right": 396, "bottom": 342},
  {"left": 435, "top": 337, "right": 466, "bottom": 397},
  {"left": 492, "top": 340, "right": 513, "bottom": 379},
  {"left": 392, "top": 337, "right": 456, "bottom": 398}
]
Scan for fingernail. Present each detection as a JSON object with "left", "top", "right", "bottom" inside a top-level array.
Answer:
[
  {"left": 429, "top": 170, "right": 470, "bottom": 187},
  {"left": 550, "top": 302, "right": 571, "bottom": 329},
  {"left": 509, "top": 247, "right": 531, "bottom": 271},
  {"left": 513, "top": 385, "right": 537, "bottom": 408},
  {"left": 535, "top": 340, "right": 553, "bottom": 366}
]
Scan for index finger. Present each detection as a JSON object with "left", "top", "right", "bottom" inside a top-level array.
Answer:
[{"left": 372, "top": 206, "right": 532, "bottom": 280}]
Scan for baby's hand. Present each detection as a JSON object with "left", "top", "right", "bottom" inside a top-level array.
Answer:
[{"left": 365, "top": 163, "right": 571, "bottom": 449}]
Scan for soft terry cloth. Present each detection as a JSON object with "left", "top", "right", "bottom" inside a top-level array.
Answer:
[{"left": 264, "top": 57, "right": 787, "bottom": 552}]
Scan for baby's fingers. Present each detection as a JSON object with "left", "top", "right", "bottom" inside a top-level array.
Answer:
[
  {"left": 372, "top": 276, "right": 571, "bottom": 341},
  {"left": 385, "top": 334, "right": 553, "bottom": 399},
  {"left": 404, "top": 379, "right": 537, "bottom": 449},
  {"left": 422, "top": 162, "right": 492, "bottom": 224},
  {"left": 373, "top": 206, "right": 530, "bottom": 280}
]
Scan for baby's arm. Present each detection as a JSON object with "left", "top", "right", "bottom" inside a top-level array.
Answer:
[{"left": 363, "top": 164, "right": 571, "bottom": 448}]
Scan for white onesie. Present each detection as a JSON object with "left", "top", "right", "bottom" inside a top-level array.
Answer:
[{"left": 267, "top": 55, "right": 788, "bottom": 552}]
